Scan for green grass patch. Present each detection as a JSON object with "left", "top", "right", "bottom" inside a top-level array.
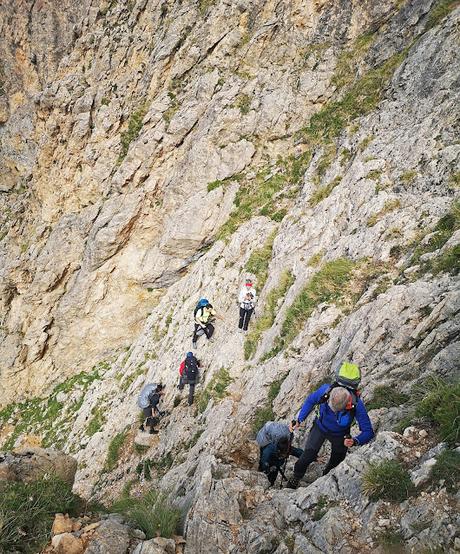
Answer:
[
  {"left": 251, "top": 374, "right": 288, "bottom": 433},
  {"left": 104, "top": 428, "right": 129, "bottom": 472},
  {"left": 413, "top": 377, "right": 459, "bottom": 444},
  {"left": 309, "top": 175, "right": 342, "bottom": 207},
  {"left": 449, "top": 171, "right": 460, "bottom": 188},
  {"left": 244, "top": 270, "right": 294, "bottom": 360},
  {"left": 235, "top": 93, "right": 252, "bottom": 115},
  {"left": 367, "top": 199, "right": 401, "bottom": 226},
  {"left": 362, "top": 460, "right": 414, "bottom": 502},
  {"left": 118, "top": 104, "right": 148, "bottom": 161},
  {"left": 245, "top": 230, "right": 277, "bottom": 291},
  {"left": 430, "top": 449, "right": 460, "bottom": 492},
  {"left": 426, "top": 0, "right": 460, "bottom": 29},
  {"left": 312, "top": 495, "right": 329, "bottom": 521},
  {"left": 0, "top": 476, "right": 80, "bottom": 554},
  {"left": 298, "top": 51, "right": 408, "bottom": 145},
  {"left": 196, "top": 367, "right": 233, "bottom": 413},
  {"left": 425, "top": 244, "right": 460, "bottom": 276},
  {"left": 120, "top": 363, "right": 146, "bottom": 392},
  {"left": 367, "top": 385, "right": 409, "bottom": 410},
  {"left": 86, "top": 405, "right": 107, "bottom": 437},
  {"left": 279, "top": 258, "right": 355, "bottom": 346},
  {"left": 374, "top": 528, "right": 406, "bottom": 553},
  {"left": 111, "top": 489, "right": 181, "bottom": 539},
  {"left": 331, "top": 31, "right": 375, "bottom": 90},
  {"left": 308, "top": 251, "right": 324, "bottom": 267},
  {"left": 217, "top": 152, "right": 311, "bottom": 240},
  {"left": 408, "top": 200, "right": 460, "bottom": 267},
  {"left": 400, "top": 170, "right": 417, "bottom": 184},
  {"left": 0, "top": 364, "right": 106, "bottom": 450}
]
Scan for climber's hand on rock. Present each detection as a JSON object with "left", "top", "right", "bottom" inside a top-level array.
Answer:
[{"left": 344, "top": 438, "right": 355, "bottom": 447}]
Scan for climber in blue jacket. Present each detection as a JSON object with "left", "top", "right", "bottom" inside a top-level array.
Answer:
[{"left": 286, "top": 368, "right": 374, "bottom": 489}]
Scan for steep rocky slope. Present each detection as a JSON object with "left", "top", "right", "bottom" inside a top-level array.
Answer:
[{"left": 0, "top": 0, "right": 459, "bottom": 552}]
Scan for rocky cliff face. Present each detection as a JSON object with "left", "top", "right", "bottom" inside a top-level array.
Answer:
[{"left": 0, "top": 0, "right": 459, "bottom": 552}]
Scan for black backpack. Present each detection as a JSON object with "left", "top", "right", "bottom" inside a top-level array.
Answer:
[
  {"left": 185, "top": 356, "right": 199, "bottom": 380},
  {"left": 318, "top": 382, "right": 360, "bottom": 419}
]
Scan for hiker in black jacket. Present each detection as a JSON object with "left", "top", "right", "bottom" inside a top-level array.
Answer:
[{"left": 178, "top": 352, "right": 201, "bottom": 405}]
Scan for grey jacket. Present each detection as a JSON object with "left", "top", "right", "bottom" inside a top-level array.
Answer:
[{"left": 256, "top": 421, "right": 290, "bottom": 448}]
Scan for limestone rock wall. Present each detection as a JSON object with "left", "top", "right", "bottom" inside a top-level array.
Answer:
[{"left": 0, "top": 1, "right": 459, "bottom": 553}]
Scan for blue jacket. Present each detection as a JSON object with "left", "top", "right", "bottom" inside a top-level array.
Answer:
[{"left": 297, "top": 384, "right": 374, "bottom": 445}]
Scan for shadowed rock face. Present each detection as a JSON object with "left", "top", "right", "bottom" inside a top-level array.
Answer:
[
  {"left": 0, "top": 447, "right": 77, "bottom": 484},
  {"left": 0, "top": 2, "right": 459, "bottom": 552}
]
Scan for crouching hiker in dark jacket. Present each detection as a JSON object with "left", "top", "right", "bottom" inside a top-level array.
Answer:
[
  {"left": 286, "top": 383, "right": 374, "bottom": 489},
  {"left": 256, "top": 421, "right": 303, "bottom": 486},
  {"left": 178, "top": 352, "right": 201, "bottom": 405}
]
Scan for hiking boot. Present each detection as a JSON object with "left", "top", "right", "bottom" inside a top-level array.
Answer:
[
  {"left": 139, "top": 424, "right": 145, "bottom": 432},
  {"left": 192, "top": 341, "right": 197, "bottom": 349},
  {"left": 286, "top": 477, "right": 300, "bottom": 489},
  {"left": 149, "top": 428, "right": 159, "bottom": 434}
]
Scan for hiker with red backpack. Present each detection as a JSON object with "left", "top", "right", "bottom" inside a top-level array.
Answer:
[
  {"left": 286, "top": 362, "right": 374, "bottom": 489},
  {"left": 178, "top": 352, "right": 201, "bottom": 405},
  {"left": 238, "top": 278, "right": 257, "bottom": 332}
]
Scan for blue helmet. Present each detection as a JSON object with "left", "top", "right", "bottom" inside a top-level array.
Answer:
[{"left": 186, "top": 352, "right": 193, "bottom": 358}]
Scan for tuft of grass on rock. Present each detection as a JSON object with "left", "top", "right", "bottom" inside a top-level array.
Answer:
[
  {"left": 309, "top": 176, "right": 342, "bottom": 207},
  {"left": 362, "top": 459, "right": 414, "bottom": 502},
  {"left": 118, "top": 104, "right": 148, "bottom": 162},
  {"left": 111, "top": 489, "right": 181, "bottom": 539},
  {"left": 104, "top": 428, "right": 129, "bottom": 472},
  {"left": 0, "top": 476, "right": 80, "bottom": 554},
  {"left": 430, "top": 449, "right": 460, "bottom": 492},
  {"left": 367, "top": 385, "right": 409, "bottom": 410},
  {"left": 245, "top": 230, "right": 277, "bottom": 292},
  {"left": 426, "top": 0, "right": 460, "bottom": 29},
  {"left": 195, "top": 367, "right": 233, "bottom": 413},
  {"left": 367, "top": 199, "right": 401, "bottom": 227},
  {"left": 279, "top": 258, "right": 355, "bottom": 346},
  {"left": 244, "top": 270, "right": 294, "bottom": 360},
  {"left": 413, "top": 377, "right": 460, "bottom": 444}
]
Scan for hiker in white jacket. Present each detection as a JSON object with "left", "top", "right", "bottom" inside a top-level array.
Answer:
[{"left": 238, "top": 278, "right": 257, "bottom": 331}]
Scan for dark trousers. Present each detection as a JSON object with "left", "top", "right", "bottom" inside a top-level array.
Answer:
[
  {"left": 294, "top": 422, "right": 348, "bottom": 479},
  {"left": 239, "top": 307, "right": 254, "bottom": 330},
  {"left": 193, "top": 323, "right": 214, "bottom": 343},
  {"left": 179, "top": 377, "right": 196, "bottom": 406}
]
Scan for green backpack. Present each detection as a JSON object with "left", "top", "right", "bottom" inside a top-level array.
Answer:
[{"left": 335, "top": 361, "right": 361, "bottom": 388}]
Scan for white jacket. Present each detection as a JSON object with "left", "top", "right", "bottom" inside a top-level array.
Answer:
[{"left": 239, "top": 286, "right": 257, "bottom": 309}]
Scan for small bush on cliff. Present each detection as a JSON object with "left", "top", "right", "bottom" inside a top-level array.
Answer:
[
  {"left": 195, "top": 367, "right": 233, "bottom": 413},
  {"left": 362, "top": 460, "right": 414, "bottom": 502},
  {"left": 111, "top": 489, "right": 180, "bottom": 539},
  {"left": 0, "top": 476, "right": 79, "bottom": 553},
  {"left": 104, "top": 428, "right": 129, "bottom": 471},
  {"left": 367, "top": 385, "right": 409, "bottom": 410}
]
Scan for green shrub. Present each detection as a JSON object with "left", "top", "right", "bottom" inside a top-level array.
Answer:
[
  {"left": 413, "top": 377, "right": 460, "bottom": 444},
  {"left": 236, "top": 93, "right": 252, "bottom": 114},
  {"left": 367, "top": 385, "right": 409, "bottom": 410},
  {"left": 430, "top": 449, "right": 460, "bottom": 492},
  {"left": 280, "top": 258, "right": 355, "bottom": 346},
  {"left": 244, "top": 270, "right": 294, "bottom": 360},
  {"left": 118, "top": 104, "right": 148, "bottom": 161},
  {"left": 196, "top": 367, "right": 233, "bottom": 413},
  {"left": 0, "top": 476, "right": 80, "bottom": 553},
  {"left": 245, "top": 230, "right": 277, "bottom": 291},
  {"left": 86, "top": 405, "right": 107, "bottom": 436},
  {"left": 105, "top": 428, "right": 128, "bottom": 471},
  {"left": 111, "top": 490, "right": 181, "bottom": 539},
  {"left": 312, "top": 496, "right": 329, "bottom": 521},
  {"left": 362, "top": 460, "right": 414, "bottom": 502}
]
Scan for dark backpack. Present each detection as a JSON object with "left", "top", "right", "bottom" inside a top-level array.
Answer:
[
  {"left": 184, "top": 356, "right": 199, "bottom": 381},
  {"left": 194, "top": 298, "right": 209, "bottom": 317},
  {"left": 318, "top": 382, "right": 360, "bottom": 419}
]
